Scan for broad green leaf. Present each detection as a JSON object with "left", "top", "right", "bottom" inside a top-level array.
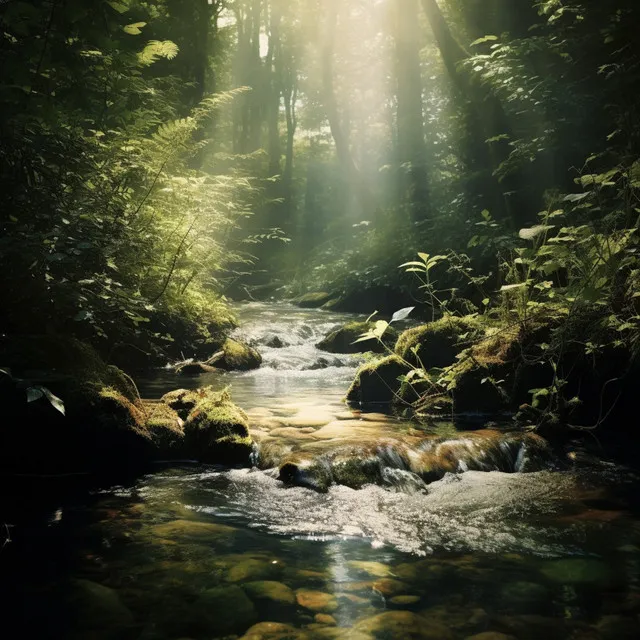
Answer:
[
  {"left": 124, "top": 22, "right": 146, "bottom": 35},
  {"left": 471, "top": 35, "right": 499, "bottom": 46},
  {"left": 373, "top": 320, "right": 389, "bottom": 338},
  {"left": 353, "top": 332, "right": 376, "bottom": 344},
  {"left": 27, "top": 387, "right": 44, "bottom": 403},
  {"left": 40, "top": 386, "right": 66, "bottom": 416}
]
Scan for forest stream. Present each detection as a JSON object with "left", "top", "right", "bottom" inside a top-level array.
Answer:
[{"left": 3, "top": 302, "right": 640, "bottom": 640}]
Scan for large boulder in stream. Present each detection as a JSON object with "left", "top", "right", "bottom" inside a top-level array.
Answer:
[
  {"left": 294, "top": 292, "right": 334, "bottom": 308},
  {"left": 218, "top": 338, "right": 262, "bottom": 371},
  {"left": 317, "top": 321, "right": 399, "bottom": 354},
  {"left": 0, "top": 335, "right": 164, "bottom": 475},
  {"left": 155, "top": 386, "right": 254, "bottom": 465}
]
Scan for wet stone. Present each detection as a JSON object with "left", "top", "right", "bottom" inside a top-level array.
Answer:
[
  {"left": 243, "top": 580, "right": 296, "bottom": 607},
  {"left": 500, "top": 581, "right": 550, "bottom": 613},
  {"left": 227, "top": 558, "right": 284, "bottom": 583},
  {"left": 354, "top": 610, "right": 454, "bottom": 640},
  {"left": 314, "top": 613, "right": 337, "bottom": 626},
  {"left": 347, "top": 561, "right": 393, "bottom": 578},
  {"left": 389, "top": 595, "right": 421, "bottom": 606},
  {"left": 295, "top": 589, "right": 338, "bottom": 613},
  {"left": 372, "top": 578, "right": 409, "bottom": 596},
  {"left": 196, "top": 585, "right": 257, "bottom": 636},
  {"left": 465, "top": 634, "right": 517, "bottom": 640},
  {"left": 150, "top": 519, "right": 235, "bottom": 540},
  {"left": 540, "top": 558, "right": 613, "bottom": 587},
  {"left": 67, "top": 579, "right": 134, "bottom": 637},
  {"left": 240, "top": 621, "right": 306, "bottom": 640}
]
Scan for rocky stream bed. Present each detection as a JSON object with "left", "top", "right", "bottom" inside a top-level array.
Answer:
[{"left": 2, "top": 302, "right": 640, "bottom": 640}]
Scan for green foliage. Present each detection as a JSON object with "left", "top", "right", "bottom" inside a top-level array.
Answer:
[{"left": 0, "top": 1, "right": 254, "bottom": 356}]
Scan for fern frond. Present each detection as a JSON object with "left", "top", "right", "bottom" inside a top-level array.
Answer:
[{"left": 138, "top": 40, "right": 179, "bottom": 66}]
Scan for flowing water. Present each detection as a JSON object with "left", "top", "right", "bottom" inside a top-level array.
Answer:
[{"left": 3, "top": 302, "right": 640, "bottom": 640}]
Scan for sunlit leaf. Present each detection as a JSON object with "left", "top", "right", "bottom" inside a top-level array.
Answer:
[
  {"left": 390, "top": 307, "right": 414, "bottom": 323},
  {"left": 124, "top": 22, "right": 146, "bottom": 35},
  {"left": 500, "top": 283, "right": 528, "bottom": 292}
]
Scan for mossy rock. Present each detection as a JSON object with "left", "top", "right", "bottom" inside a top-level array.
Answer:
[
  {"left": 316, "top": 321, "right": 398, "bottom": 354},
  {"left": 450, "top": 358, "right": 511, "bottom": 415},
  {"left": 345, "top": 355, "right": 410, "bottom": 405},
  {"left": 395, "top": 316, "right": 483, "bottom": 368},
  {"left": 161, "top": 388, "right": 200, "bottom": 419},
  {"left": 218, "top": 338, "right": 262, "bottom": 371},
  {"left": 295, "top": 292, "right": 333, "bottom": 308},
  {"left": 0, "top": 338, "right": 163, "bottom": 474},
  {"left": 183, "top": 388, "right": 253, "bottom": 464}
]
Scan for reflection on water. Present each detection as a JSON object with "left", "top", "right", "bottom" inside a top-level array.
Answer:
[{"left": 4, "top": 302, "right": 640, "bottom": 639}]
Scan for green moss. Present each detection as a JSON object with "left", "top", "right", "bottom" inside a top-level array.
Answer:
[
  {"left": 395, "top": 315, "right": 483, "bottom": 368},
  {"left": 415, "top": 393, "right": 453, "bottom": 417},
  {"left": 346, "top": 355, "right": 410, "bottom": 405},
  {"left": 331, "top": 456, "right": 384, "bottom": 489},
  {"left": 317, "top": 321, "right": 398, "bottom": 354},
  {"left": 183, "top": 388, "right": 252, "bottom": 463},
  {"left": 161, "top": 388, "right": 199, "bottom": 419},
  {"left": 219, "top": 338, "right": 262, "bottom": 371},
  {"left": 295, "top": 292, "right": 332, "bottom": 308}
]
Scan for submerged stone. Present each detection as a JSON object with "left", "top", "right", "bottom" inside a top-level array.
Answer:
[
  {"left": 500, "top": 581, "right": 550, "bottom": 613},
  {"left": 227, "top": 558, "right": 283, "bottom": 583},
  {"left": 347, "top": 560, "right": 391, "bottom": 578},
  {"left": 465, "top": 634, "right": 517, "bottom": 640},
  {"left": 354, "top": 610, "right": 454, "bottom": 640},
  {"left": 295, "top": 589, "right": 338, "bottom": 613},
  {"left": 196, "top": 585, "right": 257, "bottom": 635},
  {"left": 240, "top": 621, "right": 307, "bottom": 639},
  {"left": 151, "top": 519, "right": 236, "bottom": 540},
  {"left": 67, "top": 579, "right": 134, "bottom": 637},
  {"left": 389, "top": 595, "right": 421, "bottom": 606},
  {"left": 540, "top": 558, "right": 613, "bottom": 586},
  {"left": 243, "top": 580, "right": 296, "bottom": 607}
]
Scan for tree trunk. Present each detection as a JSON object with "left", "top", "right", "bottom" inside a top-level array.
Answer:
[
  {"left": 421, "top": 0, "right": 517, "bottom": 222},
  {"left": 322, "top": 0, "right": 374, "bottom": 220},
  {"left": 394, "top": 0, "right": 430, "bottom": 223}
]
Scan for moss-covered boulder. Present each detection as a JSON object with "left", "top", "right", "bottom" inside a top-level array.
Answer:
[
  {"left": 395, "top": 316, "right": 483, "bottom": 368},
  {"left": 218, "top": 338, "right": 262, "bottom": 371},
  {"left": 346, "top": 355, "right": 410, "bottom": 405},
  {"left": 295, "top": 292, "right": 333, "bottom": 308},
  {"left": 182, "top": 388, "right": 253, "bottom": 464},
  {"left": 316, "top": 321, "right": 399, "bottom": 354},
  {"left": 0, "top": 336, "right": 166, "bottom": 474}
]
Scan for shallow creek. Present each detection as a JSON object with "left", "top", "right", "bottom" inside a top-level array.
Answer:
[{"left": 5, "top": 302, "right": 640, "bottom": 639}]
